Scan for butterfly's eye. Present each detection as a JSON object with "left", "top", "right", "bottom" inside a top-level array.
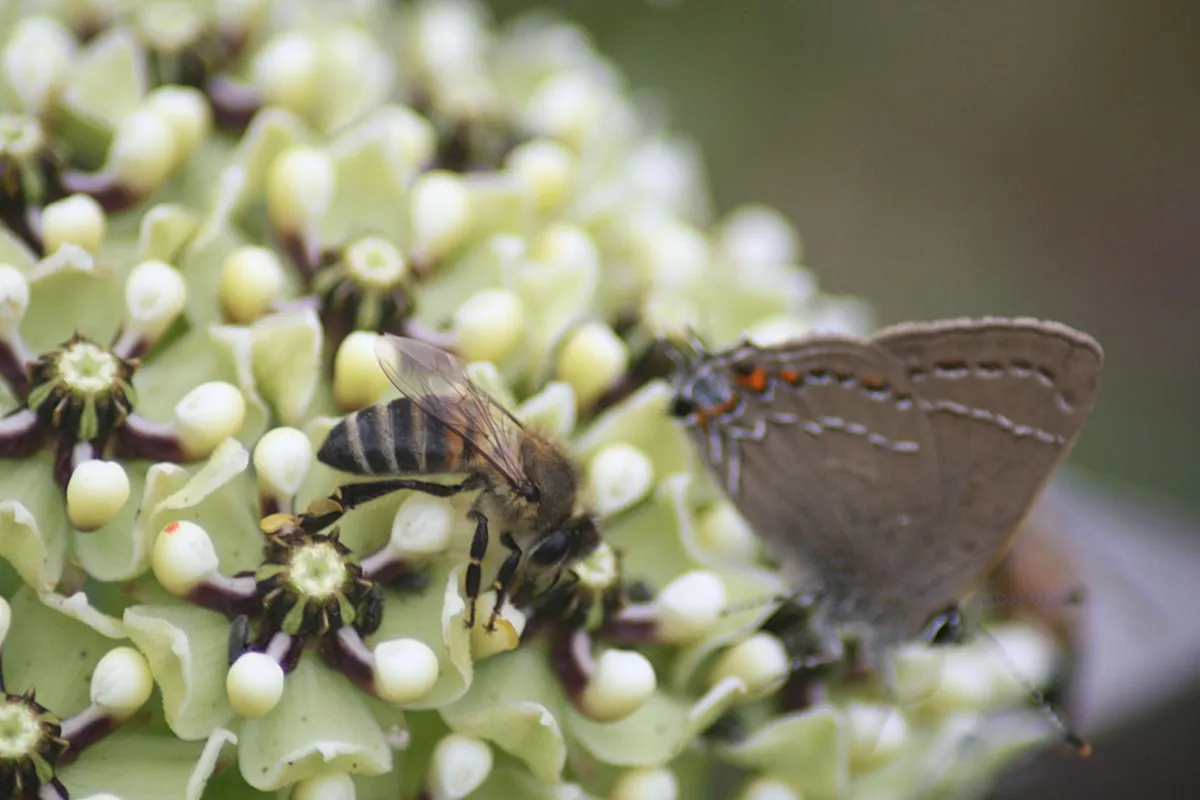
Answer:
[{"left": 670, "top": 396, "right": 698, "bottom": 418}]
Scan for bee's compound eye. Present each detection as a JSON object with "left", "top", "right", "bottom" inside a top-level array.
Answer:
[
  {"left": 669, "top": 395, "right": 697, "bottom": 418},
  {"left": 530, "top": 531, "right": 571, "bottom": 566}
]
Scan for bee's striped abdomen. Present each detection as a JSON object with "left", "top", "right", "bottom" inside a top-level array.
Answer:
[{"left": 317, "top": 397, "right": 477, "bottom": 477}]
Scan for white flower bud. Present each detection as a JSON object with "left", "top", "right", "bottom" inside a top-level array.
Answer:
[
  {"left": 107, "top": 107, "right": 179, "bottom": 191},
  {"left": 428, "top": 734, "right": 493, "bottom": 800},
  {"left": 124, "top": 260, "right": 186, "bottom": 342},
  {"left": 708, "top": 633, "right": 790, "bottom": 699},
  {"left": 718, "top": 205, "right": 801, "bottom": 269},
  {"left": 530, "top": 223, "right": 599, "bottom": 275},
  {"left": 218, "top": 245, "right": 285, "bottom": 323},
  {"left": 555, "top": 321, "right": 627, "bottom": 407},
  {"left": 736, "top": 777, "right": 801, "bottom": 800},
  {"left": 227, "top": 651, "right": 285, "bottom": 718},
  {"left": 174, "top": 381, "right": 246, "bottom": 457},
  {"left": 253, "top": 427, "right": 313, "bottom": 499},
  {"left": 412, "top": 0, "right": 487, "bottom": 75},
  {"left": 388, "top": 494, "right": 456, "bottom": 557},
  {"left": 574, "top": 541, "right": 619, "bottom": 593},
  {"left": 291, "top": 772, "right": 356, "bottom": 800},
  {"left": 90, "top": 647, "right": 154, "bottom": 717},
  {"left": 144, "top": 85, "right": 212, "bottom": 165},
  {"left": 266, "top": 146, "right": 335, "bottom": 231},
  {"left": 66, "top": 459, "right": 131, "bottom": 532},
  {"left": 655, "top": 570, "right": 727, "bottom": 644},
  {"left": 0, "top": 596, "right": 11, "bottom": 649},
  {"left": 0, "top": 265, "right": 31, "bottom": 338},
  {"left": 639, "top": 222, "right": 710, "bottom": 291},
  {"left": 452, "top": 288, "right": 525, "bottom": 364},
  {"left": 469, "top": 591, "right": 527, "bottom": 661},
  {"left": 374, "top": 105, "right": 436, "bottom": 176},
  {"left": 251, "top": 31, "right": 320, "bottom": 114},
  {"left": 216, "top": 0, "right": 272, "bottom": 32},
  {"left": 410, "top": 171, "right": 471, "bottom": 262},
  {"left": 374, "top": 638, "right": 440, "bottom": 704},
  {"left": 611, "top": 768, "right": 678, "bottom": 800},
  {"left": 745, "top": 316, "right": 815, "bottom": 349},
  {"left": 152, "top": 520, "right": 220, "bottom": 595},
  {"left": 79, "top": 794, "right": 125, "bottom": 800},
  {"left": 523, "top": 71, "right": 603, "bottom": 148},
  {"left": 625, "top": 139, "right": 706, "bottom": 217},
  {"left": 505, "top": 138, "right": 576, "bottom": 214},
  {"left": 588, "top": 443, "right": 653, "bottom": 517},
  {"left": 332, "top": 331, "right": 391, "bottom": 411},
  {"left": 3, "top": 16, "right": 75, "bottom": 112},
  {"left": 579, "top": 649, "right": 657, "bottom": 722},
  {"left": 846, "top": 702, "right": 910, "bottom": 768},
  {"left": 639, "top": 291, "right": 699, "bottom": 338},
  {"left": 41, "top": 194, "right": 106, "bottom": 255},
  {"left": 694, "top": 501, "right": 760, "bottom": 563}
]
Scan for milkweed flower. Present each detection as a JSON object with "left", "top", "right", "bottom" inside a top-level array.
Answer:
[{"left": 0, "top": 1, "right": 1079, "bottom": 798}]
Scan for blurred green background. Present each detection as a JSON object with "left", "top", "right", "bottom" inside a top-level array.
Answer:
[
  {"left": 485, "top": 0, "right": 1199, "bottom": 519},
  {"left": 479, "top": 2, "right": 1199, "bottom": 797}
]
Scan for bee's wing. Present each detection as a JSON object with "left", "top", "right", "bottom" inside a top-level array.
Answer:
[{"left": 374, "top": 334, "right": 533, "bottom": 497}]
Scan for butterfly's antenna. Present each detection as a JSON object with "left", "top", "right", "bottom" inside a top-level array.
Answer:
[
  {"left": 974, "top": 623, "right": 1092, "bottom": 757},
  {"left": 977, "top": 587, "right": 1086, "bottom": 609}
]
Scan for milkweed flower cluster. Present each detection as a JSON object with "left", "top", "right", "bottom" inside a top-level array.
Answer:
[{"left": 0, "top": 1, "right": 1074, "bottom": 798}]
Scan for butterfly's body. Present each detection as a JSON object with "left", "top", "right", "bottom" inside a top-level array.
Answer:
[{"left": 669, "top": 317, "right": 1104, "bottom": 672}]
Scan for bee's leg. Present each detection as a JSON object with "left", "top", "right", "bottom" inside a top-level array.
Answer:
[
  {"left": 464, "top": 510, "right": 490, "bottom": 629},
  {"left": 301, "top": 475, "right": 483, "bottom": 532},
  {"left": 485, "top": 533, "right": 524, "bottom": 632}
]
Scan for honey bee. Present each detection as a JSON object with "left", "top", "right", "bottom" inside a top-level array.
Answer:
[{"left": 302, "top": 334, "right": 601, "bottom": 630}]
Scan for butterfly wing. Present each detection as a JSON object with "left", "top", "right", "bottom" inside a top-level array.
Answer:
[{"left": 871, "top": 317, "right": 1104, "bottom": 619}]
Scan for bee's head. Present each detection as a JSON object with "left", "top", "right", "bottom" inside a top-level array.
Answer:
[
  {"left": 525, "top": 514, "right": 602, "bottom": 575},
  {"left": 519, "top": 433, "right": 577, "bottom": 525}
]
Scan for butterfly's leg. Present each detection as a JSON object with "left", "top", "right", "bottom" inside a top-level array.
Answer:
[
  {"left": 463, "top": 510, "right": 491, "bottom": 629},
  {"left": 485, "top": 533, "right": 524, "bottom": 632}
]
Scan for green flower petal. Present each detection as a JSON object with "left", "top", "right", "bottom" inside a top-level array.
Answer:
[
  {"left": 202, "top": 324, "right": 271, "bottom": 443},
  {"left": 249, "top": 308, "right": 324, "bottom": 426},
  {"left": 470, "top": 765, "right": 569, "bottom": 800},
  {"left": 851, "top": 713, "right": 1049, "bottom": 800},
  {"left": 23, "top": 254, "right": 121, "bottom": 354},
  {"left": 136, "top": 203, "right": 200, "bottom": 264},
  {"left": 77, "top": 438, "right": 252, "bottom": 581},
  {"left": 516, "top": 381, "right": 576, "bottom": 439},
  {"left": 0, "top": 456, "right": 68, "bottom": 591},
  {"left": 1, "top": 586, "right": 123, "bottom": 714},
  {"left": 123, "top": 604, "right": 235, "bottom": 740},
  {"left": 464, "top": 361, "right": 518, "bottom": 412},
  {"left": 39, "top": 589, "right": 125, "bottom": 638},
  {"left": 60, "top": 27, "right": 145, "bottom": 128},
  {"left": 504, "top": 241, "right": 598, "bottom": 367},
  {"left": 656, "top": 473, "right": 788, "bottom": 690},
  {"left": 193, "top": 108, "right": 315, "bottom": 249},
  {"left": 719, "top": 707, "right": 850, "bottom": 800},
  {"left": 417, "top": 234, "right": 524, "bottom": 330},
  {"left": 369, "top": 563, "right": 475, "bottom": 709},
  {"left": 0, "top": 226, "right": 37, "bottom": 268},
  {"left": 238, "top": 656, "right": 393, "bottom": 791},
  {"left": 569, "top": 676, "right": 746, "bottom": 768},
  {"left": 572, "top": 381, "right": 695, "bottom": 494},
  {"left": 320, "top": 113, "right": 414, "bottom": 243},
  {"left": 599, "top": 477, "right": 700, "bottom": 592},
  {"left": 439, "top": 646, "right": 568, "bottom": 784},
  {"left": 60, "top": 727, "right": 237, "bottom": 800}
]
